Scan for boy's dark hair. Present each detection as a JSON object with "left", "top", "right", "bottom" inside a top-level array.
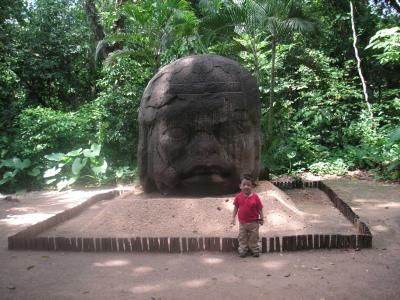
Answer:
[{"left": 240, "top": 174, "right": 255, "bottom": 185}]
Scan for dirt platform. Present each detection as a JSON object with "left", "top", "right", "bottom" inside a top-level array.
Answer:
[
  {"left": 1, "top": 179, "right": 400, "bottom": 300},
  {"left": 39, "top": 182, "right": 356, "bottom": 238}
]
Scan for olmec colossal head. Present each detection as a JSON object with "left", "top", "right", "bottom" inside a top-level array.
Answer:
[{"left": 138, "top": 54, "right": 260, "bottom": 194}]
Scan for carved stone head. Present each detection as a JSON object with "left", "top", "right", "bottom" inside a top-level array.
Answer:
[{"left": 138, "top": 54, "right": 260, "bottom": 194}]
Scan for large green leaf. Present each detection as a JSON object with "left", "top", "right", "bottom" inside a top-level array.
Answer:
[
  {"left": 91, "top": 160, "right": 108, "bottom": 175},
  {"left": 66, "top": 148, "right": 83, "bottom": 157},
  {"left": 83, "top": 143, "right": 101, "bottom": 158},
  {"left": 389, "top": 127, "right": 400, "bottom": 144},
  {"left": 44, "top": 153, "right": 65, "bottom": 161},
  {"left": 43, "top": 167, "right": 62, "bottom": 178},
  {"left": 0, "top": 158, "right": 30, "bottom": 169},
  {"left": 71, "top": 157, "right": 88, "bottom": 175},
  {"left": 27, "top": 167, "right": 41, "bottom": 177},
  {"left": 56, "top": 177, "right": 78, "bottom": 191},
  {"left": 18, "top": 159, "right": 32, "bottom": 170}
]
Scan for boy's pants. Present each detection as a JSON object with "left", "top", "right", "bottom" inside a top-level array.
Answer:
[{"left": 238, "top": 222, "right": 260, "bottom": 254}]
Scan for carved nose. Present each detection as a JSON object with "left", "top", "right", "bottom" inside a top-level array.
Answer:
[{"left": 190, "top": 132, "right": 219, "bottom": 157}]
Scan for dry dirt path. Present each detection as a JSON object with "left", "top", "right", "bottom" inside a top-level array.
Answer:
[{"left": 0, "top": 179, "right": 399, "bottom": 300}]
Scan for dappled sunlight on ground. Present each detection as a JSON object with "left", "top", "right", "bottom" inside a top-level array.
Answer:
[
  {"left": 93, "top": 259, "right": 131, "bottom": 267},
  {"left": 181, "top": 278, "right": 209, "bottom": 288},
  {"left": 133, "top": 266, "right": 155, "bottom": 273},
  {"left": 353, "top": 198, "right": 382, "bottom": 204},
  {"left": 0, "top": 212, "right": 54, "bottom": 226},
  {"left": 130, "top": 282, "right": 166, "bottom": 294},
  {"left": 376, "top": 202, "right": 400, "bottom": 208},
  {"left": 261, "top": 259, "right": 289, "bottom": 270},
  {"left": 371, "top": 224, "right": 390, "bottom": 232},
  {"left": 265, "top": 190, "right": 306, "bottom": 216},
  {"left": 201, "top": 257, "right": 224, "bottom": 264},
  {"left": 267, "top": 211, "right": 293, "bottom": 226}
]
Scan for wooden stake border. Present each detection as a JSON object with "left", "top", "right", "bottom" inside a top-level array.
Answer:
[{"left": 8, "top": 181, "right": 372, "bottom": 252}]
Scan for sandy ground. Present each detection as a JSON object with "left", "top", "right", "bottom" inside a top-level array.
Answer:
[
  {"left": 0, "top": 179, "right": 399, "bottom": 300},
  {"left": 39, "top": 182, "right": 355, "bottom": 238}
]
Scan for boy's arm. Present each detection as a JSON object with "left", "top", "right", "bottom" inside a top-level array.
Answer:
[
  {"left": 231, "top": 206, "right": 238, "bottom": 225},
  {"left": 259, "top": 208, "right": 264, "bottom": 225}
]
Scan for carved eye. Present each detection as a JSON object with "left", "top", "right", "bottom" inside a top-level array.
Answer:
[
  {"left": 166, "top": 127, "right": 187, "bottom": 140},
  {"left": 215, "top": 121, "right": 250, "bottom": 137}
]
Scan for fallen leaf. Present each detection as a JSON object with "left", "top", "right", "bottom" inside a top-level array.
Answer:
[
  {"left": 284, "top": 273, "right": 291, "bottom": 277},
  {"left": 7, "top": 285, "right": 16, "bottom": 290},
  {"left": 312, "top": 267, "right": 322, "bottom": 271},
  {"left": 26, "top": 265, "right": 35, "bottom": 270}
]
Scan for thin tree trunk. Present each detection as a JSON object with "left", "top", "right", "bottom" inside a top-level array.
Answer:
[
  {"left": 249, "top": 35, "right": 260, "bottom": 85},
  {"left": 267, "top": 35, "right": 276, "bottom": 145},
  {"left": 84, "top": 0, "right": 126, "bottom": 61},
  {"left": 350, "top": 1, "right": 374, "bottom": 119},
  {"left": 84, "top": 0, "right": 108, "bottom": 60}
]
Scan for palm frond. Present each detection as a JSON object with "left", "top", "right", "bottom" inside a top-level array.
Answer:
[{"left": 103, "top": 48, "right": 148, "bottom": 67}]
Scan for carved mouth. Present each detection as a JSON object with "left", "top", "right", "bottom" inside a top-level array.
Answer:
[{"left": 181, "top": 165, "right": 230, "bottom": 183}]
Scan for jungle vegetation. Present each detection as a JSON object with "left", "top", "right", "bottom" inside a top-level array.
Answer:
[{"left": 1, "top": 0, "right": 399, "bottom": 192}]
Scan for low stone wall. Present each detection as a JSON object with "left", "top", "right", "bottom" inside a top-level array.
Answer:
[{"left": 8, "top": 181, "right": 372, "bottom": 253}]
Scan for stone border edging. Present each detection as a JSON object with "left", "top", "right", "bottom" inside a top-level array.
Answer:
[{"left": 8, "top": 181, "right": 372, "bottom": 253}]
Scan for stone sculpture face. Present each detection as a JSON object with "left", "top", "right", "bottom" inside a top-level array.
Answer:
[{"left": 138, "top": 55, "right": 260, "bottom": 194}]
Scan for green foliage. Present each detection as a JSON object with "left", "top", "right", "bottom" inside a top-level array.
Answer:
[
  {"left": 12, "top": 106, "right": 98, "bottom": 160},
  {"left": 1, "top": 0, "right": 400, "bottom": 193},
  {"left": 101, "top": 0, "right": 200, "bottom": 70},
  {"left": 309, "top": 158, "right": 350, "bottom": 176},
  {"left": 367, "top": 26, "right": 400, "bottom": 64},
  {"left": 94, "top": 57, "right": 152, "bottom": 165},
  {"left": 0, "top": 157, "right": 40, "bottom": 192},
  {"left": 16, "top": 0, "right": 97, "bottom": 109},
  {"left": 43, "top": 144, "right": 108, "bottom": 191}
]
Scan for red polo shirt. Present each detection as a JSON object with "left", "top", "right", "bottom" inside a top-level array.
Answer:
[{"left": 234, "top": 192, "right": 263, "bottom": 224}]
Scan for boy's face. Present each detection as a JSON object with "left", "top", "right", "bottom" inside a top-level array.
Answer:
[{"left": 239, "top": 178, "right": 253, "bottom": 195}]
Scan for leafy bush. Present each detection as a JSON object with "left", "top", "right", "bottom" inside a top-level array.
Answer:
[
  {"left": 0, "top": 157, "right": 40, "bottom": 193},
  {"left": 12, "top": 106, "right": 99, "bottom": 161},
  {"left": 309, "top": 158, "right": 350, "bottom": 176},
  {"left": 43, "top": 143, "right": 108, "bottom": 190}
]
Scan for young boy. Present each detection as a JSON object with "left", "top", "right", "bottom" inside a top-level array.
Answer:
[{"left": 231, "top": 175, "right": 264, "bottom": 257}]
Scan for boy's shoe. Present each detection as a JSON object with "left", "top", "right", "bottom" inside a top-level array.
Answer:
[
  {"left": 239, "top": 252, "right": 247, "bottom": 258},
  {"left": 252, "top": 253, "right": 260, "bottom": 257}
]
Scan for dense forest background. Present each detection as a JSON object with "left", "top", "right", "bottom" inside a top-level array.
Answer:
[{"left": 1, "top": 0, "right": 399, "bottom": 193}]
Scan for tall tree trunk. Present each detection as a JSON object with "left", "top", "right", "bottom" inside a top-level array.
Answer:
[
  {"left": 249, "top": 34, "right": 261, "bottom": 86},
  {"left": 267, "top": 35, "right": 277, "bottom": 145},
  {"left": 84, "top": 0, "right": 126, "bottom": 61},
  {"left": 350, "top": 1, "right": 374, "bottom": 119},
  {"left": 84, "top": 0, "right": 108, "bottom": 60}
]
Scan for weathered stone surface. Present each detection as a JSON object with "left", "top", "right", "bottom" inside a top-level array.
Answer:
[{"left": 138, "top": 55, "right": 261, "bottom": 194}]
